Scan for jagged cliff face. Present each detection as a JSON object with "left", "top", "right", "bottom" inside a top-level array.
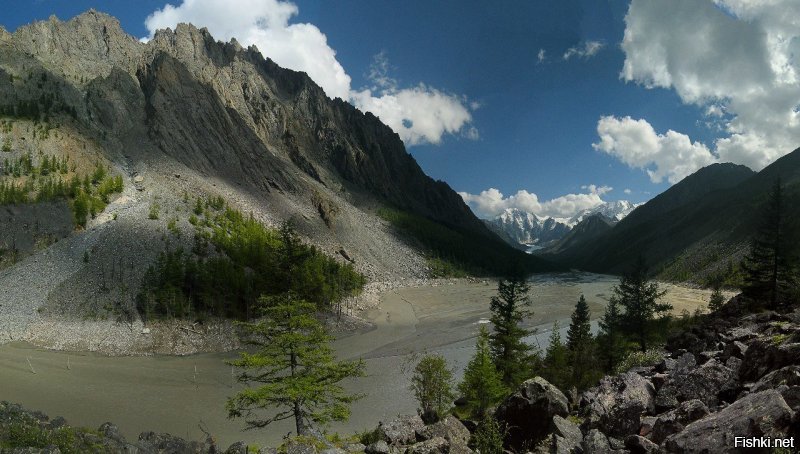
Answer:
[
  {"left": 10, "top": 12, "right": 480, "bottom": 230},
  {"left": 0, "top": 11, "right": 498, "bottom": 342}
]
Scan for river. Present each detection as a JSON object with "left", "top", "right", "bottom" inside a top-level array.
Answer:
[{"left": 0, "top": 273, "right": 723, "bottom": 447}]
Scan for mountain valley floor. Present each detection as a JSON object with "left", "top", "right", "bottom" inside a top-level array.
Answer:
[{"left": 0, "top": 274, "right": 728, "bottom": 447}]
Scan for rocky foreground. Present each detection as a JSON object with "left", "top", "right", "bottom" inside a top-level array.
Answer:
[{"left": 2, "top": 296, "right": 799, "bottom": 453}]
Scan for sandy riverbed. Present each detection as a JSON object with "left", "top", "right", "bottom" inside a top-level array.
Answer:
[{"left": 0, "top": 274, "right": 730, "bottom": 447}]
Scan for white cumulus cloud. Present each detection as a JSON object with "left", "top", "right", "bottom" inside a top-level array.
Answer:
[
  {"left": 144, "top": 0, "right": 475, "bottom": 146},
  {"left": 617, "top": 0, "right": 800, "bottom": 172},
  {"left": 593, "top": 116, "right": 717, "bottom": 184},
  {"left": 458, "top": 185, "right": 613, "bottom": 219},
  {"left": 563, "top": 41, "right": 605, "bottom": 60}
]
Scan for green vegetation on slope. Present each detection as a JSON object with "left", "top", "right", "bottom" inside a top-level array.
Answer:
[
  {"left": 377, "top": 207, "right": 556, "bottom": 277},
  {"left": 137, "top": 199, "right": 365, "bottom": 320}
]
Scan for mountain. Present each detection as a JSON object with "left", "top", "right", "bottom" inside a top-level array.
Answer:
[
  {"left": 486, "top": 200, "right": 638, "bottom": 249},
  {"left": 547, "top": 159, "right": 800, "bottom": 284},
  {"left": 545, "top": 213, "right": 615, "bottom": 255},
  {"left": 0, "top": 11, "right": 552, "bottom": 343},
  {"left": 567, "top": 200, "right": 638, "bottom": 225}
]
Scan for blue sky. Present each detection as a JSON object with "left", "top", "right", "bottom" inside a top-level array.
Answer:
[{"left": 4, "top": 0, "right": 799, "bottom": 219}]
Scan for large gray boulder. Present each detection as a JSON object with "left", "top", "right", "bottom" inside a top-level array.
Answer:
[
  {"left": 582, "top": 429, "right": 611, "bottom": 453},
  {"left": 379, "top": 415, "right": 425, "bottom": 445},
  {"left": 495, "top": 376, "right": 569, "bottom": 450},
  {"left": 579, "top": 372, "right": 655, "bottom": 438},
  {"left": 405, "top": 437, "right": 449, "bottom": 454},
  {"left": 751, "top": 365, "right": 800, "bottom": 392},
  {"left": 550, "top": 415, "right": 582, "bottom": 453},
  {"left": 416, "top": 417, "right": 470, "bottom": 453},
  {"left": 663, "top": 390, "right": 794, "bottom": 452},
  {"left": 739, "top": 340, "right": 800, "bottom": 382},
  {"left": 650, "top": 399, "right": 709, "bottom": 444},
  {"left": 655, "top": 358, "right": 737, "bottom": 411}
]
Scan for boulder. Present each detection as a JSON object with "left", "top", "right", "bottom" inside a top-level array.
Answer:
[
  {"left": 495, "top": 376, "right": 569, "bottom": 449},
  {"left": 663, "top": 390, "right": 794, "bottom": 453},
  {"left": 286, "top": 440, "right": 318, "bottom": 454},
  {"left": 405, "top": 437, "right": 448, "bottom": 454},
  {"left": 579, "top": 372, "right": 655, "bottom": 438},
  {"left": 137, "top": 431, "right": 206, "bottom": 453},
  {"left": 655, "top": 358, "right": 736, "bottom": 411},
  {"left": 550, "top": 415, "right": 582, "bottom": 453},
  {"left": 638, "top": 416, "right": 656, "bottom": 437},
  {"left": 416, "top": 417, "right": 470, "bottom": 452},
  {"left": 379, "top": 416, "right": 425, "bottom": 445},
  {"left": 650, "top": 399, "right": 709, "bottom": 444},
  {"left": 365, "top": 441, "right": 390, "bottom": 454},
  {"left": 342, "top": 442, "right": 366, "bottom": 453},
  {"left": 582, "top": 429, "right": 611, "bottom": 453},
  {"left": 226, "top": 441, "right": 249, "bottom": 454},
  {"left": 751, "top": 365, "right": 800, "bottom": 393},
  {"left": 624, "top": 435, "right": 658, "bottom": 453},
  {"left": 740, "top": 340, "right": 800, "bottom": 382},
  {"left": 721, "top": 340, "right": 748, "bottom": 361}
]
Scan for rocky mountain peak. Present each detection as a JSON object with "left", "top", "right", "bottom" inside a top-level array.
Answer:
[{"left": 10, "top": 10, "right": 143, "bottom": 83}]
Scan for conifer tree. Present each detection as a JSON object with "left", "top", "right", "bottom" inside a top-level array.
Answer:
[
  {"left": 543, "top": 321, "right": 569, "bottom": 390},
  {"left": 410, "top": 353, "right": 455, "bottom": 422},
  {"left": 597, "top": 296, "right": 626, "bottom": 372},
  {"left": 458, "top": 325, "right": 507, "bottom": 418},
  {"left": 489, "top": 277, "right": 535, "bottom": 387},
  {"left": 614, "top": 257, "right": 671, "bottom": 352},
  {"left": 566, "top": 295, "right": 597, "bottom": 390},
  {"left": 741, "top": 178, "right": 798, "bottom": 308},
  {"left": 708, "top": 285, "right": 726, "bottom": 312},
  {"left": 226, "top": 293, "right": 365, "bottom": 435}
]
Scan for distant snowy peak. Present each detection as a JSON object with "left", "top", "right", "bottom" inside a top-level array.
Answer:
[
  {"left": 486, "top": 201, "right": 640, "bottom": 248},
  {"left": 568, "top": 200, "right": 640, "bottom": 226}
]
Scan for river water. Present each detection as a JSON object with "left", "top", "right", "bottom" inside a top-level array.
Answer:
[{"left": 0, "top": 273, "right": 720, "bottom": 447}]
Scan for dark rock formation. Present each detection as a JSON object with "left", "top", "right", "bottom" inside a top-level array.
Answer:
[{"left": 495, "top": 376, "right": 570, "bottom": 449}]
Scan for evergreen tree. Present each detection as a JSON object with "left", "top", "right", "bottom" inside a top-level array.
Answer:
[
  {"left": 614, "top": 257, "right": 671, "bottom": 352},
  {"left": 472, "top": 415, "right": 505, "bottom": 454},
  {"left": 489, "top": 277, "right": 535, "bottom": 387},
  {"left": 597, "top": 296, "right": 626, "bottom": 372},
  {"left": 741, "top": 178, "right": 798, "bottom": 309},
  {"left": 410, "top": 353, "right": 455, "bottom": 422},
  {"left": 566, "top": 295, "right": 597, "bottom": 390},
  {"left": 708, "top": 285, "right": 726, "bottom": 312},
  {"left": 458, "top": 326, "right": 507, "bottom": 418},
  {"left": 543, "top": 321, "right": 569, "bottom": 390},
  {"left": 226, "top": 293, "right": 365, "bottom": 435}
]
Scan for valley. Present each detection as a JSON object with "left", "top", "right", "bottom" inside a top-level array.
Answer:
[{"left": 0, "top": 274, "right": 722, "bottom": 447}]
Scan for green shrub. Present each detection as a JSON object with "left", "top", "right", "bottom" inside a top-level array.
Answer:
[{"left": 614, "top": 348, "right": 665, "bottom": 374}]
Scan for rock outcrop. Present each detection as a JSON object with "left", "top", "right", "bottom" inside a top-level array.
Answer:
[{"left": 495, "top": 376, "right": 570, "bottom": 449}]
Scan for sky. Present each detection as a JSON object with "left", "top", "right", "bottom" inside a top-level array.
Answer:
[{"left": 3, "top": 0, "right": 800, "bottom": 220}]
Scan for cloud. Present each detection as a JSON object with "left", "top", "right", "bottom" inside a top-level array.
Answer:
[
  {"left": 458, "top": 185, "right": 612, "bottom": 219},
  {"left": 144, "top": 0, "right": 475, "bottom": 146},
  {"left": 350, "top": 53, "right": 475, "bottom": 146},
  {"left": 537, "top": 49, "right": 546, "bottom": 63},
  {"left": 593, "top": 115, "right": 717, "bottom": 184},
  {"left": 563, "top": 41, "right": 605, "bottom": 60},
  {"left": 618, "top": 0, "right": 800, "bottom": 171},
  {"left": 624, "top": 188, "right": 632, "bottom": 195}
]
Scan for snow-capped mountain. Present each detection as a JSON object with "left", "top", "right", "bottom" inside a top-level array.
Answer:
[
  {"left": 567, "top": 200, "right": 639, "bottom": 226},
  {"left": 485, "top": 201, "right": 640, "bottom": 248}
]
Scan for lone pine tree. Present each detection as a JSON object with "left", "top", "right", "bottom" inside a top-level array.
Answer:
[
  {"left": 226, "top": 293, "right": 365, "bottom": 435},
  {"left": 489, "top": 277, "right": 535, "bottom": 387},
  {"left": 458, "top": 325, "right": 507, "bottom": 418}
]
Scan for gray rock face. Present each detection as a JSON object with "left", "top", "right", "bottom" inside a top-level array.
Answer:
[
  {"left": 416, "top": 417, "right": 470, "bottom": 451},
  {"left": 740, "top": 340, "right": 800, "bottom": 382},
  {"left": 663, "top": 390, "right": 794, "bottom": 452},
  {"left": 495, "top": 376, "right": 569, "bottom": 449},
  {"left": 656, "top": 358, "right": 737, "bottom": 410},
  {"left": 624, "top": 434, "right": 658, "bottom": 453},
  {"left": 751, "top": 365, "right": 800, "bottom": 393},
  {"left": 650, "top": 399, "right": 710, "bottom": 444},
  {"left": 405, "top": 437, "right": 449, "bottom": 454},
  {"left": 550, "top": 415, "right": 582, "bottom": 453},
  {"left": 365, "top": 441, "right": 390, "bottom": 454},
  {"left": 582, "top": 429, "right": 611, "bottom": 453},
  {"left": 580, "top": 372, "right": 655, "bottom": 438},
  {"left": 379, "top": 416, "right": 425, "bottom": 446}
]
